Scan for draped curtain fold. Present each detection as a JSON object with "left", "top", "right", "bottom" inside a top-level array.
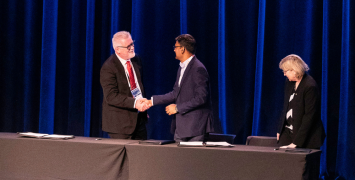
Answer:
[
  {"left": 39, "top": 0, "right": 58, "bottom": 134},
  {"left": 0, "top": 0, "right": 354, "bottom": 179}
]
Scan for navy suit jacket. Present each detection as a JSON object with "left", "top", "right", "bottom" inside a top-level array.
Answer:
[
  {"left": 153, "top": 56, "right": 214, "bottom": 138},
  {"left": 100, "top": 54, "right": 147, "bottom": 134}
]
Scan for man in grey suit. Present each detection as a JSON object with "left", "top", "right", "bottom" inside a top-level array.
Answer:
[{"left": 148, "top": 34, "right": 214, "bottom": 141}]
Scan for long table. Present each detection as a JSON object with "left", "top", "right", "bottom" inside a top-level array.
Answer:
[
  {"left": 0, "top": 133, "right": 321, "bottom": 180},
  {"left": 125, "top": 143, "right": 321, "bottom": 180}
]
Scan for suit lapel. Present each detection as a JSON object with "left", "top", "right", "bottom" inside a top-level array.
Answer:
[
  {"left": 112, "top": 55, "right": 130, "bottom": 91},
  {"left": 286, "top": 79, "right": 294, "bottom": 103},
  {"left": 295, "top": 73, "right": 307, "bottom": 94},
  {"left": 172, "top": 67, "right": 182, "bottom": 99},
  {"left": 176, "top": 66, "right": 181, "bottom": 86},
  {"left": 131, "top": 57, "right": 145, "bottom": 95}
]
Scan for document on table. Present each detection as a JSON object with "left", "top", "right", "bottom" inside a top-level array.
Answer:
[
  {"left": 18, "top": 132, "right": 75, "bottom": 140},
  {"left": 139, "top": 140, "right": 175, "bottom": 145},
  {"left": 42, "top": 134, "right": 75, "bottom": 139},
  {"left": 18, "top": 132, "right": 49, "bottom": 138},
  {"left": 178, "top": 141, "right": 234, "bottom": 147}
]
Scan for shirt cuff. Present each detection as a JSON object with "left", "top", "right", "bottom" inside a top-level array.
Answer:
[{"left": 133, "top": 99, "right": 137, "bottom": 109}]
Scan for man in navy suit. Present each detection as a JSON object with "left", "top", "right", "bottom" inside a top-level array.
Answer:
[{"left": 148, "top": 34, "right": 214, "bottom": 141}]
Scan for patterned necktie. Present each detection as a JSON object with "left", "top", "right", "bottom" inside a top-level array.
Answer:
[{"left": 126, "top": 61, "right": 137, "bottom": 90}]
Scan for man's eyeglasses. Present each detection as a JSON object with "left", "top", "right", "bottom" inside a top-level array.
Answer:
[
  {"left": 173, "top": 45, "right": 183, "bottom": 49},
  {"left": 117, "top": 41, "right": 135, "bottom": 50}
]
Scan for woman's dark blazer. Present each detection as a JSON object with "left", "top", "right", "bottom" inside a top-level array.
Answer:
[{"left": 278, "top": 73, "right": 325, "bottom": 149}]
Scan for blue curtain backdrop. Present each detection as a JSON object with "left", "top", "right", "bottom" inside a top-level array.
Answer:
[{"left": 0, "top": 0, "right": 354, "bottom": 179}]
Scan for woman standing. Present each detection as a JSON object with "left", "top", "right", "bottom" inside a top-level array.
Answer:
[{"left": 277, "top": 54, "right": 325, "bottom": 149}]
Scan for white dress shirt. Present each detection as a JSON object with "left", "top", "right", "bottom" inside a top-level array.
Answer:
[
  {"left": 116, "top": 53, "right": 143, "bottom": 108},
  {"left": 178, "top": 55, "right": 193, "bottom": 86}
]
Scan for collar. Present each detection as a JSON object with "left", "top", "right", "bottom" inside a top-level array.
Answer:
[
  {"left": 115, "top": 53, "right": 131, "bottom": 65},
  {"left": 179, "top": 55, "right": 194, "bottom": 68}
]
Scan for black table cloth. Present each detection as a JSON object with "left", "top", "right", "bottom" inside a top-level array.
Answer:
[{"left": 0, "top": 133, "right": 321, "bottom": 180}]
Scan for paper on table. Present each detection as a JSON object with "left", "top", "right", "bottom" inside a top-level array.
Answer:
[
  {"left": 205, "top": 142, "right": 233, "bottom": 146},
  {"left": 18, "top": 132, "right": 74, "bottom": 139},
  {"left": 43, "top": 134, "right": 74, "bottom": 139},
  {"left": 18, "top": 132, "right": 49, "bottom": 138},
  {"left": 178, "top": 141, "right": 234, "bottom": 147},
  {"left": 179, "top": 141, "right": 204, "bottom": 146}
]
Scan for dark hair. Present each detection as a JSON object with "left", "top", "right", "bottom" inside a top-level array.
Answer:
[{"left": 175, "top": 34, "right": 196, "bottom": 54}]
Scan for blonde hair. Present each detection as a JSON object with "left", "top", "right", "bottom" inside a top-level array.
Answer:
[
  {"left": 279, "top": 54, "right": 309, "bottom": 79},
  {"left": 112, "top": 31, "right": 131, "bottom": 50}
]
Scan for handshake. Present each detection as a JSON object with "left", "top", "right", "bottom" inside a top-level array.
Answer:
[
  {"left": 135, "top": 98, "right": 152, "bottom": 112},
  {"left": 134, "top": 98, "right": 178, "bottom": 115}
]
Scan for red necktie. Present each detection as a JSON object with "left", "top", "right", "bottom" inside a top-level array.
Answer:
[{"left": 126, "top": 61, "right": 137, "bottom": 90}]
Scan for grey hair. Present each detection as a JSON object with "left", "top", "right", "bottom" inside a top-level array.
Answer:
[
  {"left": 279, "top": 54, "right": 310, "bottom": 79},
  {"left": 112, "top": 31, "right": 132, "bottom": 50}
]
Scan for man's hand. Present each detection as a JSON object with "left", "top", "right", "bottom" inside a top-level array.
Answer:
[
  {"left": 165, "top": 104, "right": 177, "bottom": 115},
  {"left": 280, "top": 143, "right": 296, "bottom": 149},
  {"left": 135, "top": 98, "right": 150, "bottom": 112},
  {"left": 146, "top": 100, "right": 153, "bottom": 107}
]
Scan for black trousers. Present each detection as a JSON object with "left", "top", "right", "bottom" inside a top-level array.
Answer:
[{"left": 278, "top": 128, "right": 294, "bottom": 146}]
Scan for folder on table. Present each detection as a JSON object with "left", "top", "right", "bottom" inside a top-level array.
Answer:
[{"left": 139, "top": 139, "right": 175, "bottom": 145}]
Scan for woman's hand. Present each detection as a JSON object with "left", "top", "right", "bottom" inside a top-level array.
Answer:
[
  {"left": 277, "top": 133, "right": 280, "bottom": 141},
  {"left": 280, "top": 143, "right": 296, "bottom": 149}
]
